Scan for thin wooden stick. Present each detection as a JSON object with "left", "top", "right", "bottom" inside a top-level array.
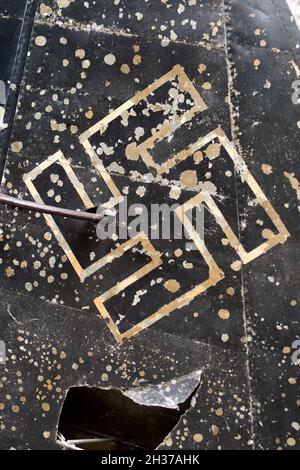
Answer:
[{"left": 0, "top": 192, "right": 114, "bottom": 224}]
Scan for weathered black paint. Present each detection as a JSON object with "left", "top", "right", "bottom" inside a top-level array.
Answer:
[{"left": 0, "top": 0, "right": 299, "bottom": 450}]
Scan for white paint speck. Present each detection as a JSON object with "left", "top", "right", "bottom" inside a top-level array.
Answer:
[{"left": 104, "top": 54, "right": 116, "bottom": 65}]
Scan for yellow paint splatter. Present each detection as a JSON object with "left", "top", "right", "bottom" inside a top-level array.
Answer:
[
  {"left": 287, "top": 437, "right": 296, "bottom": 447},
  {"left": 193, "top": 433, "right": 203, "bottom": 443},
  {"left": 120, "top": 64, "right": 130, "bottom": 74},
  {"left": 133, "top": 55, "right": 142, "bottom": 65},
  {"left": 231, "top": 260, "right": 242, "bottom": 271},
  {"left": 11, "top": 141, "right": 23, "bottom": 153},
  {"left": 85, "top": 110, "right": 94, "bottom": 119},
  {"left": 164, "top": 279, "right": 180, "bottom": 293},
  {"left": 57, "top": 0, "right": 73, "bottom": 8},
  {"left": 174, "top": 248, "right": 183, "bottom": 257},
  {"left": 262, "top": 229, "right": 274, "bottom": 240},
  {"left": 218, "top": 309, "right": 230, "bottom": 320},
  {"left": 180, "top": 170, "right": 198, "bottom": 189},
  {"left": 193, "top": 150, "right": 203, "bottom": 164},
  {"left": 165, "top": 437, "right": 173, "bottom": 447},
  {"left": 254, "top": 59, "right": 261, "bottom": 69},
  {"left": 35, "top": 36, "right": 47, "bottom": 47},
  {"left": 75, "top": 49, "right": 85, "bottom": 59},
  {"left": 205, "top": 143, "right": 221, "bottom": 160},
  {"left": 261, "top": 163, "right": 273, "bottom": 175},
  {"left": 211, "top": 425, "right": 219, "bottom": 436},
  {"left": 202, "top": 82, "right": 212, "bottom": 90},
  {"left": 198, "top": 64, "right": 207, "bottom": 74},
  {"left": 226, "top": 287, "right": 235, "bottom": 296},
  {"left": 40, "top": 3, "right": 53, "bottom": 16}
]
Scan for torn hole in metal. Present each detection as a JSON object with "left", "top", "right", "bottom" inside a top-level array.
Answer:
[{"left": 56, "top": 370, "right": 202, "bottom": 451}]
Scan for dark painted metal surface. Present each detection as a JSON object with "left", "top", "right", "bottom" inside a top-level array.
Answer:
[
  {"left": 0, "top": 0, "right": 299, "bottom": 450},
  {"left": 0, "top": 0, "right": 39, "bottom": 174}
]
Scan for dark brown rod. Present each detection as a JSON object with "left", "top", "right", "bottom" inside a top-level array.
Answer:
[{"left": 0, "top": 192, "right": 109, "bottom": 224}]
